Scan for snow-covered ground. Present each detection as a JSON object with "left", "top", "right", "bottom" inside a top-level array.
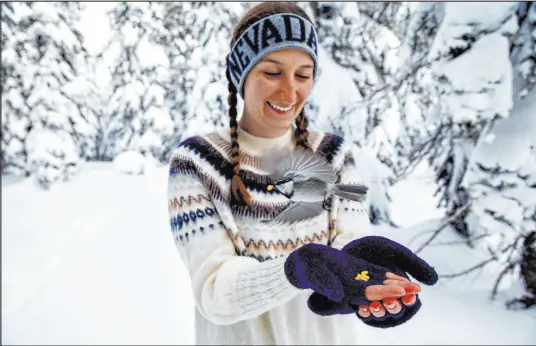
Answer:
[{"left": 2, "top": 161, "right": 536, "bottom": 345}]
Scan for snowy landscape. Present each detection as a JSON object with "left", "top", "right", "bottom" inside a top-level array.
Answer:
[
  {"left": 3, "top": 160, "right": 535, "bottom": 344},
  {"left": 2, "top": 2, "right": 536, "bottom": 344}
]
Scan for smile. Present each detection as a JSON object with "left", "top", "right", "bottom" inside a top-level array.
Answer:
[{"left": 267, "top": 101, "right": 294, "bottom": 112}]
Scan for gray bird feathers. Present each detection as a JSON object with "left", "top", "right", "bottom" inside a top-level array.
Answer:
[
  {"left": 263, "top": 147, "right": 338, "bottom": 185},
  {"left": 261, "top": 149, "right": 368, "bottom": 225}
]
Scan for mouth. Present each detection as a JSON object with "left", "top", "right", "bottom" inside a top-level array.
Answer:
[{"left": 266, "top": 101, "right": 295, "bottom": 115}]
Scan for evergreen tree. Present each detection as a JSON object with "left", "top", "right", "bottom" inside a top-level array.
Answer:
[
  {"left": 1, "top": 2, "right": 33, "bottom": 175},
  {"left": 461, "top": 2, "right": 536, "bottom": 308},
  {"left": 511, "top": 2, "right": 536, "bottom": 99},
  {"left": 99, "top": 2, "right": 172, "bottom": 162},
  {"left": 394, "top": 2, "right": 445, "bottom": 180},
  {"left": 1, "top": 2, "right": 91, "bottom": 188},
  {"left": 154, "top": 2, "right": 244, "bottom": 162},
  {"left": 179, "top": 2, "right": 244, "bottom": 139},
  {"left": 426, "top": 2, "right": 518, "bottom": 230},
  {"left": 306, "top": 2, "right": 411, "bottom": 226}
]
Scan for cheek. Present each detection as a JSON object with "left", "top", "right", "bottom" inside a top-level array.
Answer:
[
  {"left": 298, "top": 83, "right": 314, "bottom": 103},
  {"left": 244, "top": 79, "right": 273, "bottom": 106}
]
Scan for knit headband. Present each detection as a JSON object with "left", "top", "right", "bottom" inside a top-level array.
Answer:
[{"left": 228, "top": 13, "right": 319, "bottom": 97}]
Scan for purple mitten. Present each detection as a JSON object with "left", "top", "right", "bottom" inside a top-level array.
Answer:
[
  {"left": 307, "top": 236, "right": 438, "bottom": 328},
  {"left": 284, "top": 242, "right": 399, "bottom": 309}
]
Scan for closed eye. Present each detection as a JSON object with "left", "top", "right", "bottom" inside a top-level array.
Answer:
[{"left": 264, "top": 72, "right": 311, "bottom": 80}]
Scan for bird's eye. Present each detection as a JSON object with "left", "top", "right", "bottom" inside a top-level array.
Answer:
[{"left": 267, "top": 185, "right": 275, "bottom": 191}]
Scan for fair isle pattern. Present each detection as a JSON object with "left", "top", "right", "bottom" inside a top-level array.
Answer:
[{"left": 168, "top": 127, "right": 360, "bottom": 262}]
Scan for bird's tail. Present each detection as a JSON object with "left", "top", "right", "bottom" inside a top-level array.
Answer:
[{"left": 332, "top": 184, "right": 368, "bottom": 202}]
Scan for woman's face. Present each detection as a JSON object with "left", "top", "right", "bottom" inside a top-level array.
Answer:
[{"left": 240, "top": 48, "right": 315, "bottom": 138}]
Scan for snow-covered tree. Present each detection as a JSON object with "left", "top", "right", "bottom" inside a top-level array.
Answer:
[
  {"left": 462, "top": 86, "right": 536, "bottom": 309},
  {"left": 152, "top": 2, "right": 198, "bottom": 162},
  {"left": 98, "top": 2, "right": 172, "bottom": 162},
  {"left": 511, "top": 2, "right": 536, "bottom": 100},
  {"left": 424, "top": 3, "right": 518, "bottom": 226},
  {"left": 154, "top": 2, "right": 242, "bottom": 162},
  {"left": 393, "top": 2, "right": 445, "bottom": 179},
  {"left": 1, "top": 2, "right": 91, "bottom": 188},
  {"left": 454, "top": 3, "right": 536, "bottom": 308},
  {"left": 1, "top": 2, "right": 32, "bottom": 176},
  {"left": 404, "top": 2, "right": 536, "bottom": 308},
  {"left": 178, "top": 2, "right": 244, "bottom": 140},
  {"left": 305, "top": 2, "right": 409, "bottom": 226}
]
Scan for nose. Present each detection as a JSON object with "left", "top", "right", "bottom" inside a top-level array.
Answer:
[{"left": 277, "top": 75, "right": 298, "bottom": 102}]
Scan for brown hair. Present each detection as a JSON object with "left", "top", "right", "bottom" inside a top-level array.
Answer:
[{"left": 226, "top": 2, "right": 315, "bottom": 206}]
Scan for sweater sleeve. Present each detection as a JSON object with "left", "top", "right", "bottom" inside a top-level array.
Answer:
[
  {"left": 168, "top": 147, "right": 301, "bottom": 326},
  {"left": 329, "top": 144, "right": 373, "bottom": 250}
]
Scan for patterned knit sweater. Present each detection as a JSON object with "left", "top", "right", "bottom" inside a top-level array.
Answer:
[{"left": 167, "top": 124, "right": 373, "bottom": 345}]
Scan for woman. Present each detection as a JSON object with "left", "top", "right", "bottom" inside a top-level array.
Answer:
[{"left": 168, "top": 2, "right": 436, "bottom": 344}]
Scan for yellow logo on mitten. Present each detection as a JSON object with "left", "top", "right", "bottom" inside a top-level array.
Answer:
[{"left": 355, "top": 270, "right": 369, "bottom": 281}]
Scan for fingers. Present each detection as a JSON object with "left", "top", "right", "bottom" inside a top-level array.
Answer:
[
  {"left": 357, "top": 305, "right": 371, "bottom": 318},
  {"left": 385, "top": 272, "right": 410, "bottom": 282},
  {"left": 383, "top": 297, "right": 402, "bottom": 315},
  {"left": 369, "top": 301, "right": 386, "bottom": 318},
  {"left": 358, "top": 298, "right": 405, "bottom": 319},
  {"left": 365, "top": 284, "right": 405, "bottom": 301},
  {"left": 401, "top": 294, "right": 417, "bottom": 306},
  {"left": 400, "top": 282, "right": 421, "bottom": 294},
  {"left": 359, "top": 272, "right": 419, "bottom": 320},
  {"left": 383, "top": 274, "right": 422, "bottom": 293},
  {"left": 383, "top": 279, "right": 405, "bottom": 286}
]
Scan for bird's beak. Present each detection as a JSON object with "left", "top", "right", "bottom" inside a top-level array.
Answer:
[{"left": 267, "top": 184, "right": 291, "bottom": 199}]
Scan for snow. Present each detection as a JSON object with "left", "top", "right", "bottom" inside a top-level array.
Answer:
[
  {"left": 434, "top": 33, "right": 513, "bottom": 123},
  {"left": 309, "top": 45, "right": 368, "bottom": 136},
  {"left": 24, "top": 128, "right": 81, "bottom": 188},
  {"left": 3, "top": 2, "right": 536, "bottom": 343},
  {"left": 435, "top": 2, "right": 517, "bottom": 39},
  {"left": 3, "top": 163, "right": 536, "bottom": 345},
  {"left": 78, "top": 2, "right": 114, "bottom": 55},
  {"left": 467, "top": 87, "right": 536, "bottom": 175},
  {"left": 353, "top": 146, "right": 396, "bottom": 218},
  {"left": 112, "top": 150, "right": 155, "bottom": 175}
]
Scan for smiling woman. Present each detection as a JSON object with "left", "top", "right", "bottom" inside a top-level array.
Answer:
[
  {"left": 166, "top": 2, "right": 437, "bottom": 345},
  {"left": 239, "top": 49, "right": 315, "bottom": 138}
]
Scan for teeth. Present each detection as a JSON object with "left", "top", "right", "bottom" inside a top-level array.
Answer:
[{"left": 268, "top": 102, "right": 293, "bottom": 112}]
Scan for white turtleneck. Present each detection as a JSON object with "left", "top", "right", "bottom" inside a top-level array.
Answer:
[
  {"left": 235, "top": 124, "right": 295, "bottom": 155},
  {"left": 167, "top": 124, "right": 372, "bottom": 345}
]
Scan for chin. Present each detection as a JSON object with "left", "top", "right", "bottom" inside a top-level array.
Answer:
[{"left": 266, "top": 114, "right": 296, "bottom": 130}]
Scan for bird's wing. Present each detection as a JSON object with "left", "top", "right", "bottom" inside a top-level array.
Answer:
[
  {"left": 262, "top": 149, "right": 337, "bottom": 184},
  {"left": 265, "top": 201, "right": 325, "bottom": 225}
]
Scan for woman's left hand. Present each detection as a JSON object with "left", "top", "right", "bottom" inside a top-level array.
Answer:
[{"left": 357, "top": 272, "right": 420, "bottom": 319}]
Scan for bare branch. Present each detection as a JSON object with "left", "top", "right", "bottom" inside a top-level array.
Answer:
[
  {"left": 490, "top": 262, "right": 518, "bottom": 300},
  {"left": 340, "top": 54, "right": 443, "bottom": 116},
  {"left": 439, "top": 256, "right": 498, "bottom": 279},
  {"left": 415, "top": 203, "right": 472, "bottom": 254},
  {"left": 426, "top": 233, "right": 491, "bottom": 247}
]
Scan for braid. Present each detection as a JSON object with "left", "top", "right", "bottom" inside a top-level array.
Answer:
[
  {"left": 295, "top": 108, "right": 313, "bottom": 151},
  {"left": 226, "top": 55, "right": 252, "bottom": 206}
]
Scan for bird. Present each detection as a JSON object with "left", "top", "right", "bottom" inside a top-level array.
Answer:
[{"left": 261, "top": 148, "right": 368, "bottom": 225}]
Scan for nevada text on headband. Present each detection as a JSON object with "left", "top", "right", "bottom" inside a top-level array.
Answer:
[{"left": 227, "top": 13, "right": 319, "bottom": 98}]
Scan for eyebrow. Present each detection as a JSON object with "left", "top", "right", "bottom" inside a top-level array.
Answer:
[{"left": 260, "top": 57, "right": 314, "bottom": 69}]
